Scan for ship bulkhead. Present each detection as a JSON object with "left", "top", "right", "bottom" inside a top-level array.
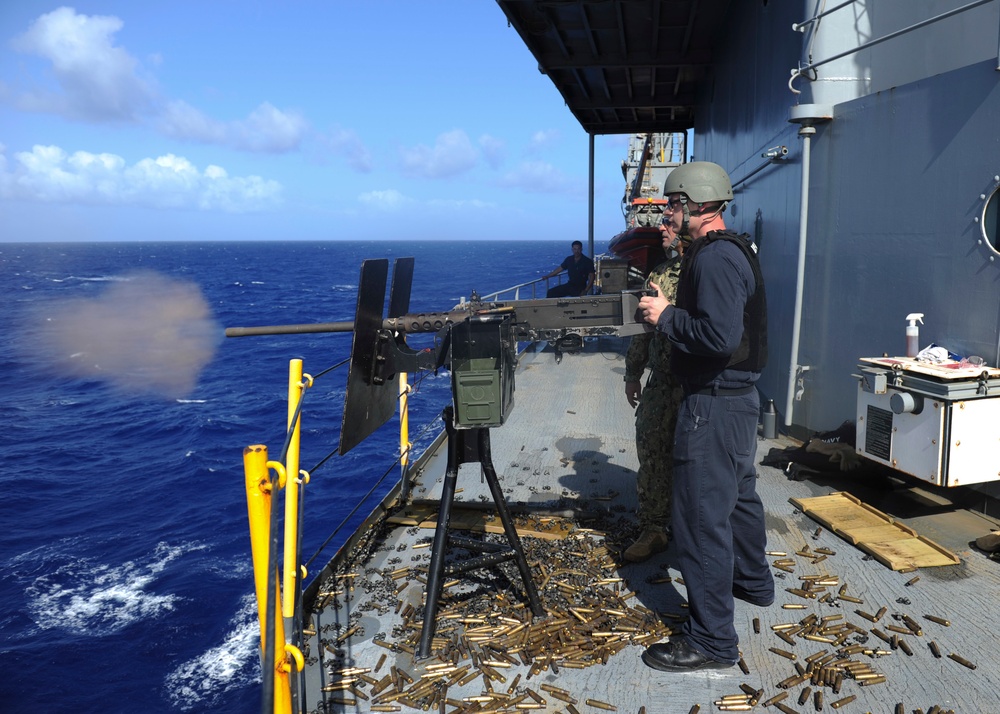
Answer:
[{"left": 694, "top": 1, "right": 1000, "bottom": 468}]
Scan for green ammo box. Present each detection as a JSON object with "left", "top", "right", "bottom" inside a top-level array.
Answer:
[{"left": 450, "top": 315, "right": 516, "bottom": 428}]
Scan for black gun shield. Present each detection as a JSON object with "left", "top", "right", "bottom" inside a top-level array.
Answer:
[
  {"left": 339, "top": 259, "right": 397, "bottom": 455},
  {"left": 388, "top": 257, "right": 414, "bottom": 318}
]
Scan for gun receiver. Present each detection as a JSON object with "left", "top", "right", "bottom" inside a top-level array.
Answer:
[{"left": 225, "top": 258, "right": 651, "bottom": 454}]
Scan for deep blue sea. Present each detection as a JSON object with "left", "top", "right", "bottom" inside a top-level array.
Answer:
[{"left": 0, "top": 240, "right": 607, "bottom": 714}]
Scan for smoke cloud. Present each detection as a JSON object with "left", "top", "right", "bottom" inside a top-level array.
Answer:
[{"left": 32, "top": 271, "right": 220, "bottom": 399}]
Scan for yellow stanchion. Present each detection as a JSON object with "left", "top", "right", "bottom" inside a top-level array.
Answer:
[
  {"left": 243, "top": 446, "right": 292, "bottom": 714},
  {"left": 399, "top": 372, "right": 410, "bottom": 477},
  {"left": 282, "top": 359, "right": 303, "bottom": 620}
]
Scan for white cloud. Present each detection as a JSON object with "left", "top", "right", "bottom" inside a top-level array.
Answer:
[
  {"left": 427, "top": 198, "right": 496, "bottom": 211},
  {"left": 8, "top": 7, "right": 308, "bottom": 154},
  {"left": 158, "top": 100, "right": 308, "bottom": 153},
  {"left": 526, "top": 129, "right": 561, "bottom": 155},
  {"left": 400, "top": 129, "right": 478, "bottom": 179},
  {"left": 10, "top": 6, "right": 155, "bottom": 122},
  {"left": 321, "top": 127, "right": 373, "bottom": 173},
  {"left": 0, "top": 144, "right": 282, "bottom": 212},
  {"left": 498, "top": 160, "right": 580, "bottom": 195},
  {"left": 358, "top": 189, "right": 413, "bottom": 210},
  {"left": 478, "top": 134, "right": 505, "bottom": 169}
]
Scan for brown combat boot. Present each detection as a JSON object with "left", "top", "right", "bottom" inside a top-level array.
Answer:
[{"left": 623, "top": 527, "right": 669, "bottom": 562}]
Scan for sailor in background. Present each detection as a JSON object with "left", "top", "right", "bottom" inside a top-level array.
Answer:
[
  {"left": 621, "top": 211, "right": 684, "bottom": 562},
  {"left": 543, "top": 240, "right": 595, "bottom": 297},
  {"left": 637, "top": 161, "right": 773, "bottom": 672}
]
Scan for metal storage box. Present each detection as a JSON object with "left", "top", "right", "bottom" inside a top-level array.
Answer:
[{"left": 855, "top": 357, "right": 1000, "bottom": 487}]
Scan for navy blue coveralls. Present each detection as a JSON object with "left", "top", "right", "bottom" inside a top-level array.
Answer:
[{"left": 655, "top": 231, "right": 773, "bottom": 664}]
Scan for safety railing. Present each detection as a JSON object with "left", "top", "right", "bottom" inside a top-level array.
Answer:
[
  {"left": 242, "top": 356, "right": 443, "bottom": 714},
  {"left": 472, "top": 275, "right": 554, "bottom": 302}
]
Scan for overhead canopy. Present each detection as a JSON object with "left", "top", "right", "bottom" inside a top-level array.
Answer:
[{"left": 496, "top": 0, "right": 732, "bottom": 135}]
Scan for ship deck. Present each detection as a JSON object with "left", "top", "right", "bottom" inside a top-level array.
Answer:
[{"left": 301, "top": 338, "right": 1000, "bottom": 714}]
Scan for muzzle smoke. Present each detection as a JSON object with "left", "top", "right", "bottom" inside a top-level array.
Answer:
[{"left": 32, "top": 271, "right": 220, "bottom": 399}]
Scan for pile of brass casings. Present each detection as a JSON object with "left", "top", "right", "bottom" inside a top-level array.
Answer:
[{"left": 317, "top": 522, "right": 667, "bottom": 713}]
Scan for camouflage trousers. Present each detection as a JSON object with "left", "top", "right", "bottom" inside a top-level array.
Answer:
[{"left": 634, "top": 371, "right": 684, "bottom": 529}]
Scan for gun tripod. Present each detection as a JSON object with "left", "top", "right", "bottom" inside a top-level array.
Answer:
[{"left": 416, "top": 406, "right": 545, "bottom": 659}]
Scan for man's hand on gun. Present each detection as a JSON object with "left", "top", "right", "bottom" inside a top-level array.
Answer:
[{"left": 638, "top": 283, "right": 670, "bottom": 326}]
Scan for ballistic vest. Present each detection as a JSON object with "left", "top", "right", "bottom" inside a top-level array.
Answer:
[{"left": 672, "top": 230, "right": 768, "bottom": 379}]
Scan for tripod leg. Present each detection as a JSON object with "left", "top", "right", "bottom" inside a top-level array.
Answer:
[
  {"left": 417, "top": 414, "right": 461, "bottom": 658},
  {"left": 478, "top": 429, "right": 545, "bottom": 617}
]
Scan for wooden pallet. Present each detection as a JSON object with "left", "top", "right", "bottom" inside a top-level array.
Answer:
[{"left": 790, "top": 491, "right": 960, "bottom": 570}]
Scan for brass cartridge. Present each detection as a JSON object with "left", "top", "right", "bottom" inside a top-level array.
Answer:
[
  {"left": 761, "top": 692, "right": 789, "bottom": 707},
  {"left": 948, "top": 653, "right": 976, "bottom": 669},
  {"left": 584, "top": 698, "right": 616, "bottom": 711},
  {"left": 923, "top": 614, "right": 950, "bottom": 627},
  {"left": 799, "top": 686, "right": 813, "bottom": 705},
  {"left": 928, "top": 640, "right": 942, "bottom": 658},
  {"left": 830, "top": 695, "right": 856, "bottom": 709},
  {"left": 769, "top": 647, "right": 797, "bottom": 660}
]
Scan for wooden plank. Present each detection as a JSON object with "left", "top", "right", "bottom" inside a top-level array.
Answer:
[
  {"left": 388, "top": 505, "right": 575, "bottom": 540},
  {"left": 790, "top": 491, "right": 959, "bottom": 569},
  {"left": 860, "top": 356, "right": 1000, "bottom": 380}
]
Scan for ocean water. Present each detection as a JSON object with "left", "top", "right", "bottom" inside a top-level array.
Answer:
[{"left": 0, "top": 240, "right": 607, "bottom": 714}]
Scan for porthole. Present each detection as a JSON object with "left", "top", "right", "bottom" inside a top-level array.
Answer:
[{"left": 983, "top": 181, "right": 1000, "bottom": 254}]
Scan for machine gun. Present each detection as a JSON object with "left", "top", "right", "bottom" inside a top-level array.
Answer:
[
  {"left": 226, "top": 257, "right": 652, "bottom": 455},
  {"left": 226, "top": 256, "right": 652, "bottom": 657}
]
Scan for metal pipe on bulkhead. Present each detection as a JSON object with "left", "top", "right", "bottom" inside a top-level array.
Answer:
[
  {"left": 588, "top": 133, "right": 595, "bottom": 261},
  {"left": 784, "top": 125, "right": 816, "bottom": 427}
]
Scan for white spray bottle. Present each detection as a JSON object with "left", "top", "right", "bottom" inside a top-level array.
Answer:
[{"left": 906, "top": 313, "right": 924, "bottom": 358}]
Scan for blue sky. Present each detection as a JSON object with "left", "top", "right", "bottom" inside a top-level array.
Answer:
[{"left": 0, "top": 1, "right": 637, "bottom": 243}]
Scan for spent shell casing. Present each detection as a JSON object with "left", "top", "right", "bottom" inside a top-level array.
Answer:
[
  {"left": 769, "top": 647, "right": 797, "bottom": 660},
  {"left": 814, "top": 690, "right": 823, "bottom": 711},
  {"left": 799, "top": 686, "right": 813, "bottom": 705},
  {"left": 762, "top": 692, "right": 789, "bottom": 707},
  {"left": 829, "top": 695, "right": 856, "bottom": 709},
  {"left": 738, "top": 656, "right": 750, "bottom": 674},
  {"left": 687, "top": 706, "right": 700, "bottom": 714},
  {"left": 584, "top": 698, "right": 616, "bottom": 711},
  {"left": 858, "top": 675, "right": 888, "bottom": 686},
  {"left": 905, "top": 575, "right": 921, "bottom": 586},
  {"left": 774, "top": 705, "right": 798, "bottom": 714},
  {"left": 923, "top": 614, "right": 951, "bottom": 627},
  {"left": 948, "top": 653, "right": 976, "bottom": 669},
  {"left": 929, "top": 640, "right": 942, "bottom": 658}
]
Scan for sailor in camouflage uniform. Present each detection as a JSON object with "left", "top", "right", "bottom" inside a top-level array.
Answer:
[{"left": 622, "top": 213, "right": 685, "bottom": 562}]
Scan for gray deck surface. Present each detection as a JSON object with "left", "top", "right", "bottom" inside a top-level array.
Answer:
[{"left": 303, "top": 338, "right": 1000, "bottom": 714}]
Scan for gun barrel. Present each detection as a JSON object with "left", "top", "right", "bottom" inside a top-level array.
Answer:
[{"left": 225, "top": 321, "right": 356, "bottom": 337}]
